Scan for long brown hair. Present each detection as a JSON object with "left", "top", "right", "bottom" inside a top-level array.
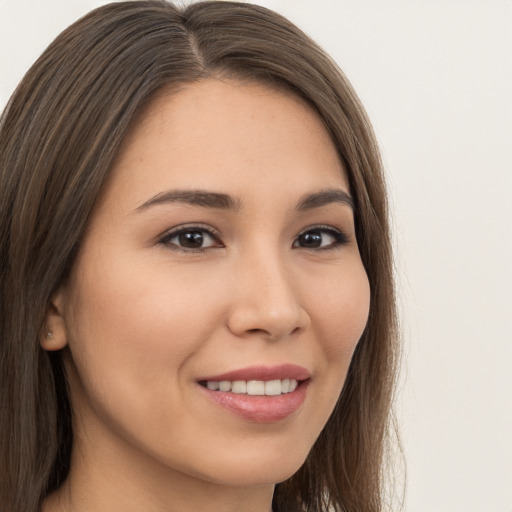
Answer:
[{"left": 0, "top": 2, "right": 399, "bottom": 511}]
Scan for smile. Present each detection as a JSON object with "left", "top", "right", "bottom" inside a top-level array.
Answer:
[
  {"left": 197, "top": 365, "right": 310, "bottom": 422},
  {"left": 199, "top": 378, "right": 299, "bottom": 396}
]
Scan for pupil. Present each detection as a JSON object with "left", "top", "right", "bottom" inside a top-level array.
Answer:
[
  {"left": 179, "top": 231, "right": 204, "bottom": 248},
  {"left": 300, "top": 231, "right": 322, "bottom": 247}
]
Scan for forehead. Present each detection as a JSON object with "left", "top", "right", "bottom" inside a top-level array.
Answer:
[{"left": 104, "top": 78, "right": 348, "bottom": 210}]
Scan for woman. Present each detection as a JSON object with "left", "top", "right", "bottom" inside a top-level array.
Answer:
[{"left": 0, "top": 1, "right": 399, "bottom": 511}]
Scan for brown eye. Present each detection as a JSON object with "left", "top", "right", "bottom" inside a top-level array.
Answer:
[
  {"left": 178, "top": 231, "right": 206, "bottom": 248},
  {"left": 293, "top": 227, "right": 348, "bottom": 250},
  {"left": 160, "top": 226, "right": 222, "bottom": 251},
  {"left": 297, "top": 230, "right": 323, "bottom": 248}
]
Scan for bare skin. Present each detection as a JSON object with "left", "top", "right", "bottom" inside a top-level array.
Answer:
[{"left": 42, "top": 79, "right": 370, "bottom": 512}]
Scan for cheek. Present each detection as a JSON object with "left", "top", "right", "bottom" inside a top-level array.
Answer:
[
  {"left": 64, "top": 255, "right": 228, "bottom": 386},
  {"left": 303, "top": 259, "right": 370, "bottom": 427},
  {"left": 311, "top": 262, "right": 371, "bottom": 363},
  {"left": 62, "top": 257, "right": 231, "bottom": 449},
  {"left": 289, "top": 260, "right": 370, "bottom": 452}
]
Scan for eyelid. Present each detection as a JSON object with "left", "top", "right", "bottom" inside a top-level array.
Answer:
[
  {"left": 293, "top": 224, "right": 350, "bottom": 249},
  {"left": 296, "top": 224, "right": 346, "bottom": 237},
  {"left": 156, "top": 223, "right": 350, "bottom": 252},
  {"left": 158, "top": 223, "right": 223, "bottom": 251}
]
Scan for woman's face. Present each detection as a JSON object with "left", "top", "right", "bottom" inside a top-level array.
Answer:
[{"left": 55, "top": 79, "right": 370, "bottom": 489}]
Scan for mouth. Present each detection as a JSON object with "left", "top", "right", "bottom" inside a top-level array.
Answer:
[
  {"left": 198, "top": 378, "right": 300, "bottom": 396},
  {"left": 197, "top": 365, "right": 310, "bottom": 422}
]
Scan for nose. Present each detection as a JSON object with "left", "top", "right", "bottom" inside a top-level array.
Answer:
[{"left": 226, "top": 251, "right": 310, "bottom": 341}]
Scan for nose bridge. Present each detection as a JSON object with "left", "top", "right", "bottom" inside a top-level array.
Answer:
[{"left": 227, "top": 243, "right": 308, "bottom": 340}]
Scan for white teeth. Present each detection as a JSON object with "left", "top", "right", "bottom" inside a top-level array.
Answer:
[
  {"left": 231, "top": 381, "right": 247, "bottom": 394},
  {"left": 204, "top": 378, "right": 299, "bottom": 396},
  {"left": 265, "top": 380, "right": 282, "bottom": 396},
  {"left": 247, "top": 380, "right": 265, "bottom": 395},
  {"left": 219, "top": 381, "right": 231, "bottom": 392}
]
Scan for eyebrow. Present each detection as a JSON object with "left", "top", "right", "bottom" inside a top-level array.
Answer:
[
  {"left": 134, "top": 187, "right": 353, "bottom": 213},
  {"left": 134, "top": 190, "right": 241, "bottom": 212},
  {"left": 296, "top": 188, "right": 354, "bottom": 211}
]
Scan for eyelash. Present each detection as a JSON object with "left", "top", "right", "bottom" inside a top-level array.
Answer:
[
  {"left": 158, "top": 224, "right": 223, "bottom": 253},
  {"left": 158, "top": 224, "right": 349, "bottom": 253},
  {"left": 293, "top": 225, "right": 349, "bottom": 251}
]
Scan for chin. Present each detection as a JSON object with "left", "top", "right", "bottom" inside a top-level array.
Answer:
[
  {"left": 201, "top": 463, "right": 304, "bottom": 488},
  {"left": 197, "top": 444, "right": 310, "bottom": 487}
]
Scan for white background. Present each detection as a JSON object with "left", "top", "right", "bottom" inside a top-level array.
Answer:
[{"left": 1, "top": 1, "right": 511, "bottom": 510}]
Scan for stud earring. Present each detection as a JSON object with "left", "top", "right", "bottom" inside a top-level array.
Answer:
[{"left": 46, "top": 331, "right": 53, "bottom": 339}]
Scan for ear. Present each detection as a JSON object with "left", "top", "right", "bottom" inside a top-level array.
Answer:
[{"left": 40, "top": 289, "right": 69, "bottom": 351}]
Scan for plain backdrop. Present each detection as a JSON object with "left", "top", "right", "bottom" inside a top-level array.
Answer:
[{"left": 1, "top": 1, "right": 511, "bottom": 511}]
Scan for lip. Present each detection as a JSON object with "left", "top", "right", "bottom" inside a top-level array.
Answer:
[
  {"left": 197, "top": 364, "right": 310, "bottom": 423},
  {"left": 197, "top": 364, "right": 311, "bottom": 382}
]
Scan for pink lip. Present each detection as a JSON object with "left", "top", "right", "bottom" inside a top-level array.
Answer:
[
  {"left": 198, "top": 364, "right": 311, "bottom": 382},
  {"left": 197, "top": 364, "right": 310, "bottom": 423}
]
